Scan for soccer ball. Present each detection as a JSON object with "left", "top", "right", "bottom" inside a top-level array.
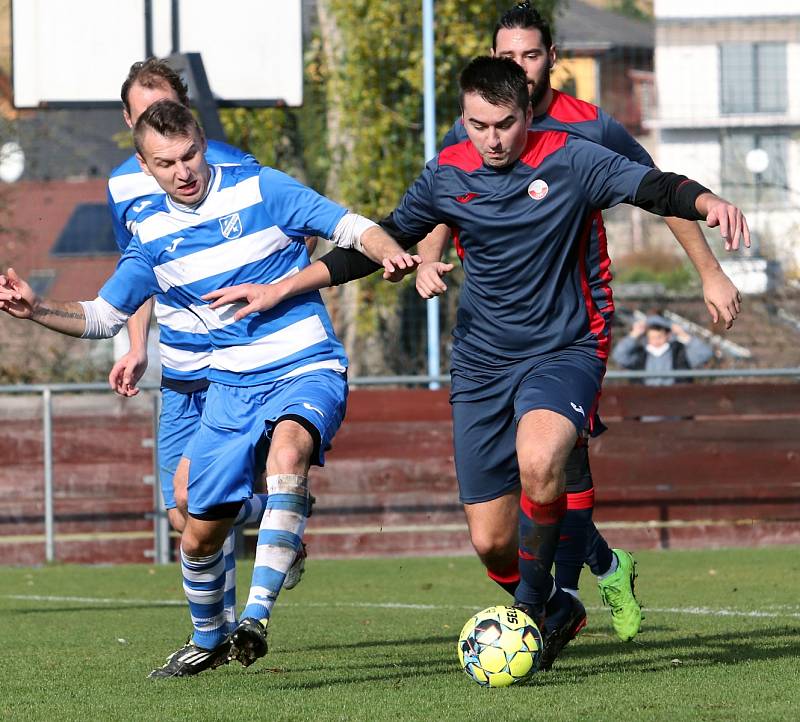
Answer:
[{"left": 457, "top": 605, "right": 542, "bottom": 687}]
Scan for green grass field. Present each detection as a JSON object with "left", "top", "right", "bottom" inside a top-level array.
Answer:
[{"left": 2, "top": 547, "right": 799, "bottom": 721}]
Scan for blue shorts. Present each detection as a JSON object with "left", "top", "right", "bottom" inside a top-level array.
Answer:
[
  {"left": 158, "top": 386, "right": 208, "bottom": 509},
  {"left": 451, "top": 348, "right": 604, "bottom": 504},
  {"left": 182, "top": 370, "right": 348, "bottom": 516}
]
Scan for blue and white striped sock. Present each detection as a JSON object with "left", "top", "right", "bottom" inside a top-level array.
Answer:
[
  {"left": 181, "top": 547, "right": 227, "bottom": 650},
  {"left": 221, "top": 532, "right": 237, "bottom": 633},
  {"left": 233, "top": 493, "right": 268, "bottom": 529},
  {"left": 221, "top": 494, "right": 269, "bottom": 633},
  {"left": 241, "top": 474, "right": 308, "bottom": 623}
]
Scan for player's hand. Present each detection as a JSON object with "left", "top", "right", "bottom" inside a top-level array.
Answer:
[
  {"left": 304, "top": 236, "right": 319, "bottom": 256},
  {"left": 0, "top": 268, "right": 37, "bottom": 319},
  {"left": 701, "top": 268, "right": 741, "bottom": 329},
  {"left": 202, "top": 283, "right": 285, "bottom": 320},
  {"left": 382, "top": 253, "right": 422, "bottom": 283},
  {"left": 108, "top": 349, "right": 149, "bottom": 397},
  {"left": 701, "top": 196, "right": 751, "bottom": 251},
  {"left": 416, "top": 261, "right": 455, "bottom": 299}
]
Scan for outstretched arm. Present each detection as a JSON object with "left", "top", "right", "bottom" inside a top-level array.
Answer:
[
  {"left": 1, "top": 267, "right": 133, "bottom": 340},
  {"left": 662, "top": 218, "right": 741, "bottom": 327},
  {"left": 203, "top": 262, "right": 334, "bottom": 322},
  {"left": 0, "top": 268, "right": 87, "bottom": 336},
  {"left": 358, "top": 225, "right": 422, "bottom": 280},
  {"left": 633, "top": 171, "right": 750, "bottom": 250},
  {"left": 203, "top": 219, "right": 423, "bottom": 319}
]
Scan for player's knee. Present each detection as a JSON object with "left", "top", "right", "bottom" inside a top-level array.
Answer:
[
  {"left": 180, "top": 532, "right": 215, "bottom": 558},
  {"left": 181, "top": 522, "right": 227, "bottom": 558},
  {"left": 469, "top": 526, "right": 517, "bottom": 564},
  {"left": 268, "top": 441, "right": 311, "bottom": 476},
  {"left": 518, "top": 452, "right": 561, "bottom": 492}
]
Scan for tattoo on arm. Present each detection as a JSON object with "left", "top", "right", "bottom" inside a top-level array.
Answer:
[{"left": 32, "top": 304, "right": 84, "bottom": 321}]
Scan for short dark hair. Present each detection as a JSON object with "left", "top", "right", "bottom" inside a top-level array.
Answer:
[
  {"left": 459, "top": 56, "right": 530, "bottom": 115},
  {"left": 492, "top": 2, "right": 553, "bottom": 51},
  {"left": 121, "top": 57, "right": 190, "bottom": 114},
  {"left": 133, "top": 99, "right": 202, "bottom": 156}
]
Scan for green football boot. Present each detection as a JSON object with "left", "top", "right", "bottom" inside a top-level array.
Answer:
[{"left": 598, "top": 548, "right": 642, "bottom": 642}]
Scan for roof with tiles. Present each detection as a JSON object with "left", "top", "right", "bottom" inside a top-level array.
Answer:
[{"left": 0, "top": 179, "right": 118, "bottom": 301}]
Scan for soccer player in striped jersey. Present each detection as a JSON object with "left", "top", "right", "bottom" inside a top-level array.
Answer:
[
  {"left": 216, "top": 57, "right": 748, "bottom": 670},
  {"left": 411, "top": 2, "right": 742, "bottom": 644},
  {"left": 0, "top": 100, "right": 418, "bottom": 678},
  {"left": 105, "top": 59, "right": 295, "bottom": 638}
]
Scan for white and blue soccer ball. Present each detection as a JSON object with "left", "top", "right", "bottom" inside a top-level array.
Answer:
[{"left": 457, "top": 605, "right": 543, "bottom": 687}]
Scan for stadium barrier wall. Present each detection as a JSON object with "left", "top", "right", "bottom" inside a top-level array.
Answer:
[{"left": 0, "top": 372, "right": 798, "bottom": 564}]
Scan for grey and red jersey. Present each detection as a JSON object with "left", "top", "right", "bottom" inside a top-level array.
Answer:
[{"left": 383, "top": 130, "right": 651, "bottom": 370}]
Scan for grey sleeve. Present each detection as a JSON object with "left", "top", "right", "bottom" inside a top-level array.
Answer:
[
  {"left": 611, "top": 335, "right": 642, "bottom": 368},
  {"left": 684, "top": 337, "right": 713, "bottom": 368}
]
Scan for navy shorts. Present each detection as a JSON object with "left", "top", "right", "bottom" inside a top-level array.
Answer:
[
  {"left": 182, "top": 370, "right": 348, "bottom": 516},
  {"left": 158, "top": 386, "right": 207, "bottom": 509},
  {"left": 451, "top": 347, "right": 604, "bottom": 504}
]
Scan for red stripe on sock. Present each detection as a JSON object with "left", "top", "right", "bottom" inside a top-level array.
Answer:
[
  {"left": 567, "top": 488, "right": 595, "bottom": 510},
  {"left": 518, "top": 550, "right": 537, "bottom": 561},
  {"left": 487, "top": 566, "right": 520, "bottom": 585},
  {"left": 520, "top": 492, "right": 567, "bottom": 525}
]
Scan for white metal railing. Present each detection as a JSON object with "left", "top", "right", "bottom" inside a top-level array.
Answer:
[{"left": 1, "top": 368, "right": 798, "bottom": 563}]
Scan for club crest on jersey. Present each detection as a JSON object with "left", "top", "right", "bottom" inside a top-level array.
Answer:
[
  {"left": 527, "top": 179, "right": 549, "bottom": 201},
  {"left": 219, "top": 213, "right": 243, "bottom": 240}
]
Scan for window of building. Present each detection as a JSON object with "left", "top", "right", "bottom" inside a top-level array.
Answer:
[
  {"left": 720, "top": 43, "right": 787, "bottom": 114},
  {"left": 720, "top": 131, "right": 788, "bottom": 207},
  {"left": 51, "top": 203, "right": 118, "bottom": 256}
]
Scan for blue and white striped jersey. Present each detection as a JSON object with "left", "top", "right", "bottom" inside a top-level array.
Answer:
[
  {"left": 106, "top": 140, "right": 259, "bottom": 384},
  {"left": 100, "top": 164, "right": 349, "bottom": 387}
]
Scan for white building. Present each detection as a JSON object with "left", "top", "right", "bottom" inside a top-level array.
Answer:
[{"left": 650, "top": 0, "right": 800, "bottom": 280}]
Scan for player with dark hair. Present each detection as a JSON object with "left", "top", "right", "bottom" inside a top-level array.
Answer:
[
  {"left": 120, "top": 58, "right": 191, "bottom": 122},
  {"left": 410, "top": 0, "right": 744, "bottom": 643},
  {"left": 201, "top": 56, "right": 748, "bottom": 670},
  {"left": 0, "top": 100, "right": 417, "bottom": 678}
]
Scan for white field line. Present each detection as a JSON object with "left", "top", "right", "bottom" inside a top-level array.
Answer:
[{"left": 5, "top": 594, "right": 800, "bottom": 619}]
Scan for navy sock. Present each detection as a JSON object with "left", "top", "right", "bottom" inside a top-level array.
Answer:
[
  {"left": 544, "top": 586, "right": 578, "bottom": 630},
  {"left": 516, "top": 492, "right": 567, "bottom": 617},
  {"left": 486, "top": 562, "right": 520, "bottom": 597},
  {"left": 585, "top": 521, "right": 614, "bottom": 577},
  {"left": 554, "top": 443, "right": 594, "bottom": 591},
  {"left": 554, "top": 497, "right": 593, "bottom": 591}
]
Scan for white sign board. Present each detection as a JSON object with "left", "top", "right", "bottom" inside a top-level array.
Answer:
[{"left": 12, "top": 0, "right": 303, "bottom": 108}]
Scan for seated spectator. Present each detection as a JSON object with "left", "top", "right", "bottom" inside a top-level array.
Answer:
[{"left": 612, "top": 314, "right": 713, "bottom": 386}]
